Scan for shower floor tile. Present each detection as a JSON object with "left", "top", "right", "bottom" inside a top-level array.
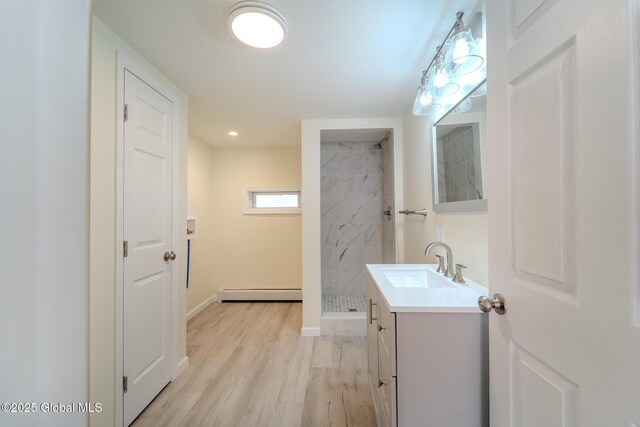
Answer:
[{"left": 322, "top": 295, "right": 366, "bottom": 313}]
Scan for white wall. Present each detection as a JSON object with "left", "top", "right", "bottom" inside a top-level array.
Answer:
[
  {"left": 90, "top": 16, "right": 189, "bottom": 427},
  {"left": 209, "top": 147, "right": 302, "bottom": 292},
  {"left": 301, "top": 118, "right": 404, "bottom": 336},
  {"left": 187, "top": 136, "right": 216, "bottom": 316},
  {"left": 0, "top": 2, "right": 90, "bottom": 426},
  {"left": 402, "top": 109, "right": 488, "bottom": 285}
]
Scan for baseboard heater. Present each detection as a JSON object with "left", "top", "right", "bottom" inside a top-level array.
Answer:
[{"left": 217, "top": 288, "right": 302, "bottom": 302}]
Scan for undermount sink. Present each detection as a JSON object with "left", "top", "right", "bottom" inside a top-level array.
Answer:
[
  {"left": 379, "top": 267, "right": 453, "bottom": 289},
  {"left": 365, "top": 264, "right": 489, "bottom": 312}
]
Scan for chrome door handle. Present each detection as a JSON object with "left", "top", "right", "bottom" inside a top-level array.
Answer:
[
  {"left": 163, "top": 252, "right": 171, "bottom": 262},
  {"left": 378, "top": 324, "right": 386, "bottom": 332},
  {"left": 478, "top": 293, "right": 506, "bottom": 315},
  {"left": 170, "top": 251, "right": 176, "bottom": 261}
]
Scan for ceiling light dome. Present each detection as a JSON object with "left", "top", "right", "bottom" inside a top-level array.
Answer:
[{"left": 228, "top": 1, "right": 287, "bottom": 49}]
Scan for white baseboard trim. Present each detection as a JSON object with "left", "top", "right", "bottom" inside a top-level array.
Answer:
[
  {"left": 218, "top": 288, "right": 302, "bottom": 302},
  {"left": 300, "top": 327, "right": 321, "bottom": 337},
  {"left": 174, "top": 356, "right": 189, "bottom": 380},
  {"left": 186, "top": 293, "right": 217, "bottom": 321}
]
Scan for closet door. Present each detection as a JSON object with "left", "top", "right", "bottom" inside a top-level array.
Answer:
[{"left": 123, "top": 69, "right": 174, "bottom": 426}]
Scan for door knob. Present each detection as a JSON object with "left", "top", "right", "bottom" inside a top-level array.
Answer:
[
  {"left": 170, "top": 251, "right": 176, "bottom": 261},
  {"left": 163, "top": 251, "right": 171, "bottom": 262},
  {"left": 478, "top": 293, "right": 506, "bottom": 315}
]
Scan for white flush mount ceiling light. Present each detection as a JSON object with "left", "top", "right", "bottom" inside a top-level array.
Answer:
[
  {"left": 228, "top": 131, "right": 239, "bottom": 136},
  {"left": 228, "top": 1, "right": 287, "bottom": 49}
]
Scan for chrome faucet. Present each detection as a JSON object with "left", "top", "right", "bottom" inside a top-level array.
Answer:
[{"left": 424, "top": 241, "right": 454, "bottom": 278}]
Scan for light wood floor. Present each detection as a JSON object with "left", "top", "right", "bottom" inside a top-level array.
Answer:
[{"left": 132, "top": 302, "right": 376, "bottom": 427}]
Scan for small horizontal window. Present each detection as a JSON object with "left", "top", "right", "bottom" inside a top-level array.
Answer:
[{"left": 244, "top": 189, "right": 301, "bottom": 215}]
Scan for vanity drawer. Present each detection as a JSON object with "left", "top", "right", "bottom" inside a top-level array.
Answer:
[
  {"left": 377, "top": 297, "right": 396, "bottom": 376},
  {"left": 378, "top": 349, "right": 396, "bottom": 427}
]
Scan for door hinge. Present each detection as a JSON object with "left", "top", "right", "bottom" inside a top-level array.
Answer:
[
  {"left": 123, "top": 376, "right": 128, "bottom": 393},
  {"left": 124, "top": 104, "right": 129, "bottom": 122},
  {"left": 123, "top": 240, "right": 128, "bottom": 258}
]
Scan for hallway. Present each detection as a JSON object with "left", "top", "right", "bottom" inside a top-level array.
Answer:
[{"left": 132, "top": 302, "right": 376, "bottom": 427}]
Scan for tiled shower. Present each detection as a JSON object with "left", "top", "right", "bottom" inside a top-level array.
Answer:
[{"left": 320, "top": 129, "right": 395, "bottom": 314}]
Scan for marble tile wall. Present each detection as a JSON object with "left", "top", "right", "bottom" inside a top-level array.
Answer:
[
  {"left": 381, "top": 138, "right": 396, "bottom": 264},
  {"left": 321, "top": 139, "right": 387, "bottom": 297},
  {"left": 437, "top": 125, "right": 483, "bottom": 203}
]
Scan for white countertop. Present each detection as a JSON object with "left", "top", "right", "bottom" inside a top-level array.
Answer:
[{"left": 365, "top": 264, "right": 489, "bottom": 313}]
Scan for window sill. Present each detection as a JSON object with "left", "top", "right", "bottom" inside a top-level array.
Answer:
[{"left": 243, "top": 208, "right": 302, "bottom": 215}]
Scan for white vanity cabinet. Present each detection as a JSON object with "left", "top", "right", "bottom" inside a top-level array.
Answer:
[{"left": 366, "top": 266, "right": 489, "bottom": 427}]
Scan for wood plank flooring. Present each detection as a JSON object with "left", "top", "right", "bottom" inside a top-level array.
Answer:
[{"left": 131, "top": 302, "right": 376, "bottom": 427}]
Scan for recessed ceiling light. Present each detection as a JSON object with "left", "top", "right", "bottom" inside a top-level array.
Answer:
[
  {"left": 228, "top": 1, "right": 287, "bottom": 49},
  {"left": 228, "top": 131, "right": 239, "bottom": 136}
]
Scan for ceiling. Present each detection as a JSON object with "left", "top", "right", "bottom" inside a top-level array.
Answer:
[{"left": 93, "top": 0, "right": 474, "bottom": 148}]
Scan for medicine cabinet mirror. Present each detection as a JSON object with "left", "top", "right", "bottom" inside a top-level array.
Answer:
[{"left": 432, "top": 80, "right": 488, "bottom": 212}]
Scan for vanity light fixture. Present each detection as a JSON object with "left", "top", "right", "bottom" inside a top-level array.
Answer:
[
  {"left": 412, "top": 11, "right": 484, "bottom": 116},
  {"left": 228, "top": 1, "right": 287, "bottom": 49},
  {"left": 441, "top": 15, "right": 484, "bottom": 79}
]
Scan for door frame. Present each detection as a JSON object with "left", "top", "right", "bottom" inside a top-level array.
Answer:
[
  {"left": 300, "top": 118, "right": 405, "bottom": 336},
  {"left": 115, "top": 52, "right": 183, "bottom": 427}
]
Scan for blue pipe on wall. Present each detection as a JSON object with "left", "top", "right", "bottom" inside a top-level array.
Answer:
[{"left": 186, "top": 239, "right": 191, "bottom": 289}]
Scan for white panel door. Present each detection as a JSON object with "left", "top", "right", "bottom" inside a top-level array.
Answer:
[
  {"left": 123, "top": 70, "right": 174, "bottom": 426},
  {"left": 487, "top": 0, "right": 640, "bottom": 425}
]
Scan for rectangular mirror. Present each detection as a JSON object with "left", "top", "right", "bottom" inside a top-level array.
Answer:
[{"left": 432, "top": 80, "right": 487, "bottom": 212}]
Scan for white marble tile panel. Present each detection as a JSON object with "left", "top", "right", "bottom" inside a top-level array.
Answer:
[
  {"left": 361, "top": 141, "right": 382, "bottom": 150},
  {"left": 321, "top": 174, "right": 340, "bottom": 199},
  {"left": 363, "top": 247, "right": 384, "bottom": 265},
  {"left": 465, "top": 132, "right": 475, "bottom": 160},
  {"left": 363, "top": 149, "right": 382, "bottom": 174},
  {"left": 321, "top": 247, "right": 338, "bottom": 271},
  {"left": 382, "top": 140, "right": 393, "bottom": 174},
  {"left": 452, "top": 136, "right": 466, "bottom": 166},
  {"left": 339, "top": 271, "right": 365, "bottom": 296},
  {"left": 359, "top": 199, "right": 383, "bottom": 224},
  {"left": 320, "top": 318, "right": 366, "bottom": 336},
  {"left": 341, "top": 199, "right": 364, "bottom": 224},
  {"left": 321, "top": 224, "right": 340, "bottom": 248},
  {"left": 321, "top": 199, "right": 341, "bottom": 224},
  {"left": 382, "top": 224, "right": 396, "bottom": 263},
  {"left": 363, "top": 174, "right": 383, "bottom": 199},
  {"left": 321, "top": 271, "right": 340, "bottom": 295},
  {"left": 321, "top": 150, "right": 339, "bottom": 176},
  {"left": 338, "top": 247, "right": 363, "bottom": 272},
  {"left": 363, "top": 224, "right": 383, "bottom": 248},
  {"left": 339, "top": 175, "right": 364, "bottom": 200},
  {"left": 337, "top": 224, "right": 364, "bottom": 248},
  {"left": 338, "top": 141, "right": 361, "bottom": 151},
  {"left": 321, "top": 141, "right": 341, "bottom": 151},
  {"left": 339, "top": 151, "right": 363, "bottom": 175}
]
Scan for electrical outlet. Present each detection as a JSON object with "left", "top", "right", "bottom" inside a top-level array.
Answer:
[{"left": 435, "top": 223, "right": 445, "bottom": 242}]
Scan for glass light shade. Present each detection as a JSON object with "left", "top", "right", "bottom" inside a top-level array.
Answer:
[
  {"left": 428, "top": 63, "right": 459, "bottom": 99},
  {"left": 441, "top": 27, "right": 484, "bottom": 78},
  {"left": 412, "top": 85, "right": 442, "bottom": 116},
  {"left": 456, "top": 65, "right": 486, "bottom": 94},
  {"left": 228, "top": 2, "right": 287, "bottom": 48},
  {"left": 452, "top": 96, "right": 473, "bottom": 114},
  {"left": 470, "top": 81, "right": 487, "bottom": 98}
]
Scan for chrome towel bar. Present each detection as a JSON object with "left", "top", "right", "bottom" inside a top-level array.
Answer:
[{"left": 398, "top": 209, "right": 428, "bottom": 216}]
